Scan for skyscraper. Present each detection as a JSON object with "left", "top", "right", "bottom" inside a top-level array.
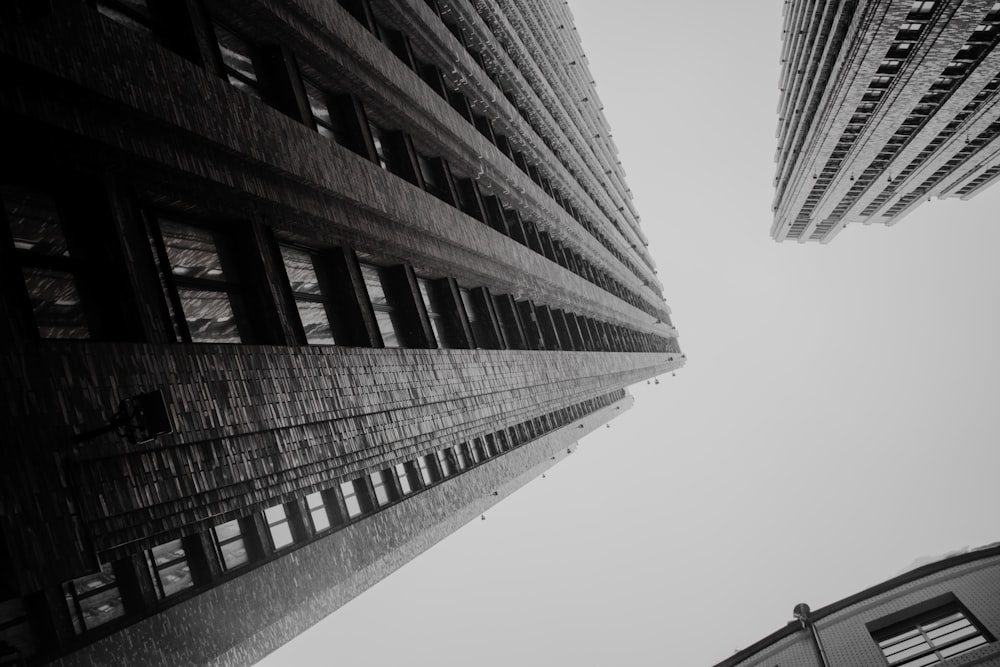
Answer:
[
  {"left": 772, "top": 0, "right": 1000, "bottom": 243},
  {"left": 0, "top": 0, "right": 682, "bottom": 664}
]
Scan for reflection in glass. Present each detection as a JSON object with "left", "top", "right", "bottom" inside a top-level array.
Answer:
[
  {"left": 360, "top": 265, "right": 387, "bottom": 305},
  {"left": 279, "top": 246, "right": 322, "bottom": 295},
  {"left": 63, "top": 563, "right": 124, "bottom": 633},
  {"left": 2, "top": 185, "right": 69, "bottom": 257},
  {"left": 213, "top": 519, "right": 248, "bottom": 571},
  {"left": 160, "top": 220, "right": 227, "bottom": 281},
  {"left": 22, "top": 267, "right": 89, "bottom": 339},
  {"left": 374, "top": 311, "right": 399, "bottom": 348},
  {"left": 295, "top": 301, "right": 335, "bottom": 344},
  {"left": 176, "top": 288, "right": 241, "bottom": 343}
]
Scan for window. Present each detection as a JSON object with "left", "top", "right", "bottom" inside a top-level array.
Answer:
[
  {"left": 872, "top": 601, "right": 992, "bottom": 667},
  {"left": 62, "top": 563, "right": 124, "bottom": 633},
  {"left": 370, "top": 469, "right": 394, "bottom": 506},
  {"left": 214, "top": 23, "right": 264, "bottom": 99},
  {"left": 395, "top": 463, "right": 414, "bottom": 495},
  {"left": 145, "top": 539, "right": 193, "bottom": 599},
  {"left": 303, "top": 79, "right": 339, "bottom": 140},
  {"left": 340, "top": 479, "right": 364, "bottom": 518},
  {"left": 416, "top": 455, "right": 437, "bottom": 485},
  {"left": 154, "top": 217, "right": 247, "bottom": 343},
  {"left": 264, "top": 504, "right": 294, "bottom": 550},
  {"left": 368, "top": 122, "right": 391, "bottom": 170},
  {"left": 436, "top": 449, "right": 454, "bottom": 477},
  {"left": 212, "top": 519, "right": 249, "bottom": 571},
  {"left": 454, "top": 443, "right": 470, "bottom": 470},
  {"left": 94, "top": 0, "right": 156, "bottom": 34},
  {"left": 306, "top": 492, "right": 330, "bottom": 532},
  {"left": 2, "top": 184, "right": 91, "bottom": 339},
  {"left": 359, "top": 263, "right": 403, "bottom": 347},
  {"left": 279, "top": 245, "right": 337, "bottom": 344},
  {"left": 418, "top": 278, "right": 448, "bottom": 347}
]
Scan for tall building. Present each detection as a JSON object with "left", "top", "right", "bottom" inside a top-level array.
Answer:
[
  {"left": 0, "top": 0, "right": 682, "bottom": 664},
  {"left": 772, "top": 0, "right": 1000, "bottom": 243},
  {"left": 713, "top": 543, "right": 1000, "bottom": 667}
]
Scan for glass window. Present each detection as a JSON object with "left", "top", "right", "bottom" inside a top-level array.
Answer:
[
  {"left": 63, "top": 563, "right": 125, "bottom": 633},
  {"left": 418, "top": 278, "right": 448, "bottom": 347},
  {"left": 340, "top": 480, "right": 363, "bottom": 518},
  {"left": 279, "top": 245, "right": 338, "bottom": 344},
  {"left": 436, "top": 449, "right": 454, "bottom": 477},
  {"left": 264, "top": 504, "right": 294, "bottom": 550},
  {"left": 873, "top": 602, "right": 991, "bottom": 667},
  {"left": 370, "top": 470, "right": 394, "bottom": 506},
  {"left": 156, "top": 217, "right": 245, "bottom": 343},
  {"left": 454, "top": 444, "right": 470, "bottom": 469},
  {"left": 145, "top": 539, "right": 193, "bottom": 599},
  {"left": 212, "top": 519, "right": 249, "bottom": 571},
  {"left": 394, "top": 463, "right": 413, "bottom": 495},
  {"left": 306, "top": 492, "right": 330, "bottom": 532},
  {"left": 417, "top": 455, "right": 435, "bottom": 485},
  {"left": 214, "top": 23, "right": 263, "bottom": 99},
  {"left": 368, "top": 122, "right": 390, "bottom": 170},
  {"left": 95, "top": 0, "right": 155, "bottom": 33},
  {"left": 2, "top": 184, "right": 91, "bottom": 339},
  {"left": 303, "top": 79, "right": 338, "bottom": 140},
  {"left": 360, "top": 263, "right": 404, "bottom": 347}
]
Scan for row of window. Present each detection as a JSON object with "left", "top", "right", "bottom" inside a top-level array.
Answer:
[
  {"left": 813, "top": 2, "right": 1000, "bottom": 237},
  {"left": 0, "top": 390, "right": 625, "bottom": 659},
  {"left": 788, "top": 1, "right": 1000, "bottom": 239},
  {"left": 80, "top": 0, "right": 664, "bottom": 320},
  {"left": 422, "top": 0, "right": 648, "bottom": 271},
  {"left": 0, "top": 179, "right": 675, "bottom": 354}
]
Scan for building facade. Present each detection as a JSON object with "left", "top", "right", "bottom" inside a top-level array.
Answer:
[
  {"left": 714, "top": 544, "right": 1000, "bottom": 667},
  {"left": 773, "top": 0, "right": 1000, "bottom": 243},
  {"left": 0, "top": 0, "right": 681, "bottom": 664}
]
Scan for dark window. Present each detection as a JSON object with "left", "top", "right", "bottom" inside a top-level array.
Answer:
[
  {"left": 871, "top": 601, "right": 992, "bottom": 667},
  {"left": 94, "top": 0, "right": 155, "bottom": 33},
  {"left": 436, "top": 449, "right": 454, "bottom": 477},
  {"left": 418, "top": 278, "right": 448, "bottom": 347},
  {"left": 416, "top": 454, "right": 438, "bottom": 485},
  {"left": 2, "top": 184, "right": 91, "bottom": 339},
  {"left": 62, "top": 563, "right": 125, "bottom": 633},
  {"left": 279, "top": 245, "right": 337, "bottom": 344},
  {"left": 214, "top": 23, "right": 264, "bottom": 99},
  {"left": 153, "top": 217, "right": 248, "bottom": 343},
  {"left": 144, "top": 539, "right": 193, "bottom": 599},
  {"left": 359, "top": 263, "right": 405, "bottom": 347},
  {"left": 212, "top": 519, "right": 249, "bottom": 571},
  {"left": 302, "top": 79, "right": 340, "bottom": 140}
]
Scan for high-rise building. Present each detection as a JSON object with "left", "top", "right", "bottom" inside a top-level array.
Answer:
[
  {"left": 0, "top": 0, "right": 682, "bottom": 664},
  {"left": 772, "top": 0, "right": 1000, "bottom": 243},
  {"left": 713, "top": 543, "right": 1000, "bottom": 667}
]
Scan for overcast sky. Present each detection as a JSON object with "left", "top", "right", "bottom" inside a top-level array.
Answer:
[{"left": 258, "top": 1, "right": 1000, "bottom": 665}]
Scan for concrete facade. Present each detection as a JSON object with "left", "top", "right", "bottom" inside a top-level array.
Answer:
[
  {"left": 773, "top": 0, "right": 1000, "bottom": 243},
  {"left": 0, "top": 0, "right": 682, "bottom": 664}
]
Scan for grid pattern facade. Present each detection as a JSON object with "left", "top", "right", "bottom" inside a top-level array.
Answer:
[
  {"left": 773, "top": 0, "right": 1000, "bottom": 243},
  {"left": 0, "top": 0, "right": 682, "bottom": 664}
]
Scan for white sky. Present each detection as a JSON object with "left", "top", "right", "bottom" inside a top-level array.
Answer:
[{"left": 258, "top": 2, "right": 1000, "bottom": 665}]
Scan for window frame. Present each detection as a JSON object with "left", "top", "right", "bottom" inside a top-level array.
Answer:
[
  {"left": 144, "top": 539, "right": 194, "bottom": 600},
  {"left": 869, "top": 597, "right": 993, "bottom": 667}
]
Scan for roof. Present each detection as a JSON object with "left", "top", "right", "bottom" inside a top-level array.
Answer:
[{"left": 713, "top": 542, "right": 1000, "bottom": 667}]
